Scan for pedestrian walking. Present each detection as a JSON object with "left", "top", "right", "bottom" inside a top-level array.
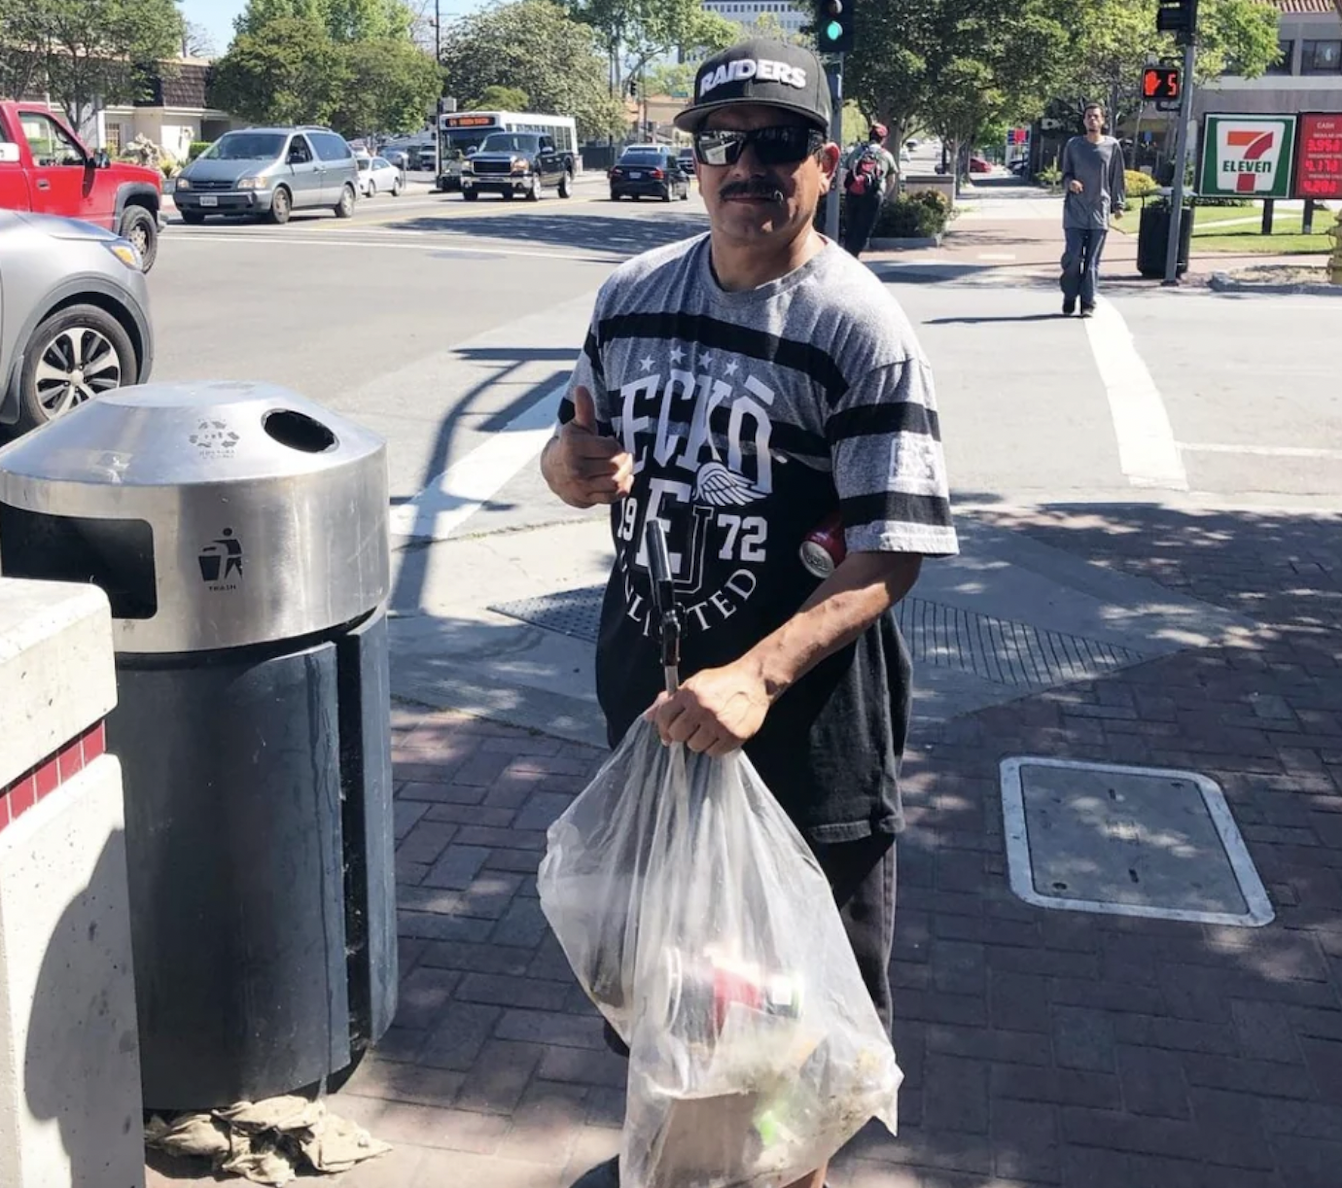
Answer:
[
  {"left": 841, "top": 122, "right": 899, "bottom": 258},
  {"left": 540, "top": 36, "right": 958, "bottom": 1188},
  {"left": 1060, "top": 101, "right": 1126, "bottom": 317}
]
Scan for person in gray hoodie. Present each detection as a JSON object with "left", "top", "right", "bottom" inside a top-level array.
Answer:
[{"left": 1060, "top": 101, "right": 1126, "bottom": 317}]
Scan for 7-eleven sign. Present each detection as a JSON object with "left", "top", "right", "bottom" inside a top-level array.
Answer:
[{"left": 1199, "top": 114, "right": 1297, "bottom": 199}]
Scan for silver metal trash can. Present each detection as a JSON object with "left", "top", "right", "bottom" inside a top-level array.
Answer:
[{"left": 0, "top": 381, "right": 397, "bottom": 1110}]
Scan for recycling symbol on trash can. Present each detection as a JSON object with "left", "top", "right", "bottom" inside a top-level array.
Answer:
[{"left": 189, "top": 420, "right": 240, "bottom": 458}]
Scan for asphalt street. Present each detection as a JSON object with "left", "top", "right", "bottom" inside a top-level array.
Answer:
[{"left": 148, "top": 174, "right": 1342, "bottom": 525}]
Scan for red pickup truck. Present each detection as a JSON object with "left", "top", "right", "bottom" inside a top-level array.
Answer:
[{"left": 0, "top": 100, "right": 163, "bottom": 270}]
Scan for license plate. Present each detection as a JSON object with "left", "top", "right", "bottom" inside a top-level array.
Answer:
[
  {"left": 199, "top": 195, "right": 218, "bottom": 207},
  {"left": 628, "top": 171, "right": 642, "bottom": 179}
]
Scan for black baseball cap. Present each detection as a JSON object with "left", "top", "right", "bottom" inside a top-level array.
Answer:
[{"left": 674, "top": 39, "right": 832, "bottom": 134}]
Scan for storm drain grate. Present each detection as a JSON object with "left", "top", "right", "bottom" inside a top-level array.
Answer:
[
  {"left": 490, "top": 587, "right": 1147, "bottom": 689},
  {"left": 1000, "top": 757, "right": 1274, "bottom": 927},
  {"left": 491, "top": 586, "right": 606, "bottom": 642}
]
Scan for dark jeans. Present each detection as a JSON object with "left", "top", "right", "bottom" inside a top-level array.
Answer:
[
  {"left": 843, "top": 191, "right": 883, "bottom": 259},
  {"left": 602, "top": 832, "right": 897, "bottom": 1056},
  {"left": 1061, "top": 225, "right": 1108, "bottom": 307}
]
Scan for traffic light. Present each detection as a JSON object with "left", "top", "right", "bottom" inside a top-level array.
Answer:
[
  {"left": 628, "top": 79, "right": 638, "bottom": 99},
  {"left": 1141, "top": 66, "right": 1181, "bottom": 101},
  {"left": 815, "top": 0, "right": 855, "bottom": 54},
  {"left": 1156, "top": 0, "right": 1198, "bottom": 44}
]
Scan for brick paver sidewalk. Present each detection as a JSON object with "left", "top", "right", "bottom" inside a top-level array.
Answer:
[{"left": 148, "top": 504, "right": 1342, "bottom": 1188}]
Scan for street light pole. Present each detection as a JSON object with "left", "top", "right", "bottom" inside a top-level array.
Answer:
[{"left": 435, "top": 0, "right": 441, "bottom": 61}]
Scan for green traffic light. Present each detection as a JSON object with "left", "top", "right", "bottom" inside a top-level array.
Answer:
[{"left": 825, "top": 19, "right": 844, "bottom": 40}]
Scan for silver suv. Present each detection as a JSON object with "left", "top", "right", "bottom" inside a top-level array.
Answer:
[{"left": 174, "top": 127, "right": 359, "bottom": 225}]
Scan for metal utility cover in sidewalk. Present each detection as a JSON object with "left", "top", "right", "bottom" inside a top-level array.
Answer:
[{"left": 1000, "top": 757, "right": 1274, "bottom": 927}]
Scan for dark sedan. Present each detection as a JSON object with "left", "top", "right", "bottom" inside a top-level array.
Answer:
[{"left": 609, "top": 149, "right": 690, "bottom": 202}]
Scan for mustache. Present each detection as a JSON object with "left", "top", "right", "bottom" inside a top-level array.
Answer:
[{"left": 719, "top": 177, "right": 786, "bottom": 202}]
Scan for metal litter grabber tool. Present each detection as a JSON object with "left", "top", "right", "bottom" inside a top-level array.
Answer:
[{"left": 645, "top": 519, "right": 681, "bottom": 695}]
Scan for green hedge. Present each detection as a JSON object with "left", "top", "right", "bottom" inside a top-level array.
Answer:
[
  {"left": 188, "top": 140, "right": 211, "bottom": 160},
  {"left": 875, "top": 189, "right": 952, "bottom": 238},
  {"left": 1125, "top": 169, "right": 1159, "bottom": 198}
]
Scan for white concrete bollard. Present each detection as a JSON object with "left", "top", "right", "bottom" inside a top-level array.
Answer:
[{"left": 0, "top": 578, "right": 143, "bottom": 1188}]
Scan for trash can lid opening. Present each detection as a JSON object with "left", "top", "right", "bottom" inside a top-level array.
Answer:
[{"left": 263, "top": 409, "right": 338, "bottom": 454}]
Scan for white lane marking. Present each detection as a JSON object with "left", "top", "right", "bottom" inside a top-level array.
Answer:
[
  {"left": 169, "top": 233, "right": 620, "bottom": 263},
  {"left": 1084, "top": 299, "right": 1189, "bottom": 490},
  {"left": 977, "top": 252, "right": 1017, "bottom": 261},
  {"left": 390, "top": 382, "right": 566, "bottom": 540},
  {"left": 1179, "top": 442, "right": 1342, "bottom": 460}
]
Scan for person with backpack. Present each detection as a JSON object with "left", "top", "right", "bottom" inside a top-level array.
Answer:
[{"left": 841, "top": 124, "right": 898, "bottom": 258}]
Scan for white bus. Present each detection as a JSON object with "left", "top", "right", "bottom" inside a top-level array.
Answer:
[{"left": 437, "top": 110, "right": 579, "bottom": 191}]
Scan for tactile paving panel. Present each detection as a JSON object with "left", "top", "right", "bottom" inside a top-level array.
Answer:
[{"left": 490, "top": 588, "right": 1147, "bottom": 689}]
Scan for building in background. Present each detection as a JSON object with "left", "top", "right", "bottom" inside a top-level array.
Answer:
[
  {"left": 97, "top": 59, "right": 239, "bottom": 161},
  {"left": 700, "top": 1, "right": 808, "bottom": 38},
  {"left": 1192, "top": 0, "right": 1342, "bottom": 119}
]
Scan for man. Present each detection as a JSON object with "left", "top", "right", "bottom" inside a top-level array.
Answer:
[
  {"left": 540, "top": 37, "right": 957, "bottom": 1188},
  {"left": 1059, "top": 101, "right": 1126, "bottom": 317},
  {"left": 841, "top": 123, "right": 899, "bottom": 258}
]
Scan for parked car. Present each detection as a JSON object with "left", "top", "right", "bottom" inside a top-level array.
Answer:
[
  {"left": 460, "top": 131, "right": 574, "bottom": 201},
  {"left": 357, "top": 155, "right": 403, "bottom": 198},
  {"left": 969, "top": 155, "right": 992, "bottom": 174},
  {"left": 677, "top": 146, "right": 695, "bottom": 173},
  {"left": 0, "top": 99, "right": 163, "bottom": 270},
  {"left": 173, "top": 127, "right": 359, "bottom": 225},
  {"left": 609, "top": 148, "right": 690, "bottom": 202},
  {"left": 414, "top": 143, "right": 437, "bottom": 171},
  {"left": 380, "top": 145, "right": 411, "bottom": 170},
  {"left": 0, "top": 210, "right": 152, "bottom": 433}
]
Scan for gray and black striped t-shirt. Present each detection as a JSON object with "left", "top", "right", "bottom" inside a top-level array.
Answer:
[{"left": 562, "top": 232, "right": 958, "bottom": 839}]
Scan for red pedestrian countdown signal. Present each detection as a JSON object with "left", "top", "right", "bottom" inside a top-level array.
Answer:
[
  {"left": 1142, "top": 67, "right": 1181, "bottom": 101},
  {"left": 1293, "top": 112, "right": 1342, "bottom": 201}
]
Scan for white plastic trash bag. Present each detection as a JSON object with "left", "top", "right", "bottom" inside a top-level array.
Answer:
[{"left": 538, "top": 718, "right": 901, "bottom": 1188}]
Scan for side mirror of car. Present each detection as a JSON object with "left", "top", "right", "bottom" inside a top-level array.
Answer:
[{"left": 288, "top": 151, "right": 304, "bottom": 165}]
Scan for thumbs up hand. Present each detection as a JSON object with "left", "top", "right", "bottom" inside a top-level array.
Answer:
[{"left": 544, "top": 385, "right": 635, "bottom": 509}]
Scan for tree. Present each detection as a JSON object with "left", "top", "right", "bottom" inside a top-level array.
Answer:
[
  {"left": 643, "top": 61, "right": 692, "bottom": 98},
  {"left": 1064, "top": 0, "right": 1280, "bottom": 129},
  {"left": 329, "top": 37, "right": 440, "bottom": 138},
  {"left": 233, "top": 0, "right": 414, "bottom": 43},
  {"left": 181, "top": 18, "right": 216, "bottom": 57},
  {"left": 564, "top": 0, "right": 737, "bottom": 93},
  {"left": 476, "top": 84, "right": 531, "bottom": 110},
  {"left": 0, "top": 0, "right": 185, "bottom": 132},
  {"left": 209, "top": 16, "right": 346, "bottom": 126},
  {"left": 438, "top": 0, "right": 626, "bottom": 139}
]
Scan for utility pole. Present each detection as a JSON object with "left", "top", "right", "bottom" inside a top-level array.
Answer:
[
  {"left": 1159, "top": 0, "right": 1199, "bottom": 285},
  {"left": 825, "top": 56, "right": 843, "bottom": 243},
  {"left": 434, "top": 0, "right": 441, "bottom": 61}
]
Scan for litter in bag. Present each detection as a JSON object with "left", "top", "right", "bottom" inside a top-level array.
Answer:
[{"left": 538, "top": 718, "right": 901, "bottom": 1188}]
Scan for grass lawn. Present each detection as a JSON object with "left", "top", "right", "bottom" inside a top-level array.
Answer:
[{"left": 1187, "top": 204, "right": 1334, "bottom": 254}]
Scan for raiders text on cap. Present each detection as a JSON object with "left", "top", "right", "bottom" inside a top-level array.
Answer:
[{"left": 699, "top": 58, "right": 808, "bottom": 98}]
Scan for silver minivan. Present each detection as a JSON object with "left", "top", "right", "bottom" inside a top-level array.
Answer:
[{"left": 174, "top": 127, "right": 359, "bottom": 225}]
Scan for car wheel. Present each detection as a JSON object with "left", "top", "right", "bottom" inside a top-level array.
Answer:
[
  {"left": 180, "top": 209, "right": 205, "bottom": 225},
  {"left": 661, "top": 186, "right": 672, "bottom": 203},
  {"left": 463, "top": 189, "right": 479, "bottom": 201},
  {"left": 502, "top": 190, "right": 515, "bottom": 201},
  {"left": 267, "top": 186, "right": 292, "bottom": 224},
  {"left": 559, "top": 170, "right": 572, "bottom": 198},
  {"left": 527, "top": 174, "right": 543, "bottom": 202},
  {"left": 610, "top": 190, "right": 619, "bottom": 201},
  {"left": 334, "top": 184, "right": 355, "bottom": 218},
  {"left": 392, "top": 179, "right": 402, "bottom": 196},
  {"left": 632, "top": 193, "right": 641, "bottom": 201},
  {"left": 18, "top": 304, "right": 137, "bottom": 431},
  {"left": 118, "top": 206, "right": 158, "bottom": 271}
]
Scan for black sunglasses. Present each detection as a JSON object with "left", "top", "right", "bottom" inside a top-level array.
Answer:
[{"left": 693, "top": 125, "right": 826, "bottom": 168}]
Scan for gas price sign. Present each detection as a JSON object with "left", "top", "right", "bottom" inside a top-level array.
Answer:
[{"left": 1293, "top": 113, "right": 1342, "bottom": 201}]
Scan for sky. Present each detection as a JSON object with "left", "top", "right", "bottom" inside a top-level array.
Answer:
[{"left": 178, "top": 0, "right": 483, "bottom": 57}]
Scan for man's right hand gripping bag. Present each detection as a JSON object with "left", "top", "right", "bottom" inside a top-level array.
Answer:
[{"left": 538, "top": 718, "right": 902, "bottom": 1188}]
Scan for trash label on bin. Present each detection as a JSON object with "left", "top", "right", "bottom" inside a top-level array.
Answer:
[{"left": 199, "top": 528, "right": 244, "bottom": 590}]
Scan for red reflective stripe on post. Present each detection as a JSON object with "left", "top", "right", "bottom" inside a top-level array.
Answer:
[{"left": 0, "top": 721, "right": 106, "bottom": 835}]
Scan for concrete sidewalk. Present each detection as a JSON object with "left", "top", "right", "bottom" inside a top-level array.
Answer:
[{"left": 866, "top": 186, "right": 1329, "bottom": 288}]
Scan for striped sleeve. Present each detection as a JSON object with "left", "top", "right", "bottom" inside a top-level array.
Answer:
[
  {"left": 827, "top": 358, "right": 958, "bottom": 557},
  {"left": 557, "top": 323, "right": 607, "bottom": 429}
]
